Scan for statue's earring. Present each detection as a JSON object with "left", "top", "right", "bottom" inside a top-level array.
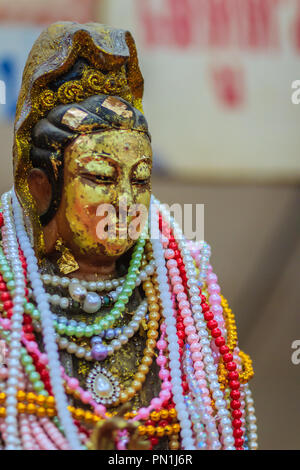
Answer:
[{"left": 55, "top": 237, "right": 79, "bottom": 275}]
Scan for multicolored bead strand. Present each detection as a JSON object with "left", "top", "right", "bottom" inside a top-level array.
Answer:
[
  {"left": 154, "top": 196, "right": 236, "bottom": 449},
  {"left": 1, "top": 191, "right": 26, "bottom": 449},
  {"left": 150, "top": 198, "right": 196, "bottom": 450},
  {"left": 11, "top": 190, "right": 82, "bottom": 450}
]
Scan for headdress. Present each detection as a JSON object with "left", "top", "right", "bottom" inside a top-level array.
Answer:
[{"left": 13, "top": 22, "right": 145, "bottom": 253}]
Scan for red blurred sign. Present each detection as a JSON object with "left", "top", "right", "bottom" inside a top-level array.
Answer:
[
  {"left": 0, "top": 0, "right": 97, "bottom": 24},
  {"left": 105, "top": 0, "right": 300, "bottom": 181},
  {"left": 136, "top": 0, "right": 300, "bottom": 109},
  {"left": 137, "top": 0, "right": 296, "bottom": 51},
  {"left": 211, "top": 66, "right": 245, "bottom": 108}
]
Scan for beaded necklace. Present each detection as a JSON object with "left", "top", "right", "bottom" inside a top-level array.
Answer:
[{"left": 0, "top": 190, "right": 257, "bottom": 451}]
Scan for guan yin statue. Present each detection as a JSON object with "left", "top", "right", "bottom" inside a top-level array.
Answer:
[{"left": 0, "top": 22, "right": 257, "bottom": 450}]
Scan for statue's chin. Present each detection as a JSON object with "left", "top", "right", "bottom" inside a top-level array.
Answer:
[
  {"left": 74, "top": 239, "right": 135, "bottom": 259},
  {"left": 102, "top": 238, "right": 135, "bottom": 258}
]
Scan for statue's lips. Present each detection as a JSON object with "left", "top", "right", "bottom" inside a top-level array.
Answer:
[
  {"left": 96, "top": 226, "right": 129, "bottom": 238},
  {"left": 115, "top": 229, "right": 128, "bottom": 238}
]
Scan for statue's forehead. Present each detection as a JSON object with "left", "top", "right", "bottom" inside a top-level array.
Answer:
[{"left": 67, "top": 131, "right": 152, "bottom": 155}]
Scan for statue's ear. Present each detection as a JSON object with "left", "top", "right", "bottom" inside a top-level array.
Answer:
[{"left": 27, "top": 168, "right": 52, "bottom": 216}]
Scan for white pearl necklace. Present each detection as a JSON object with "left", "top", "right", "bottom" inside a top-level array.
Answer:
[
  {"left": 244, "top": 384, "right": 258, "bottom": 450},
  {"left": 40, "top": 260, "right": 155, "bottom": 313},
  {"left": 41, "top": 260, "right": 155, "bottom": 293},
  {"left": 36, "top": 287, "right": 120, "bottom": 312},
  {"left": 41, "top": 273, "right": 123, "bottom": 292}
]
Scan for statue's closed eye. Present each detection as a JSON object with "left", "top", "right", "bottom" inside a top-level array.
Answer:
[
  {"left": 80, "top": 172, "right": 115, "bottom": 184},
  {"left": 79, "top": 159, "right": 117, "bottom": 184},
  {"left": 132, "top": 176, "right": 150, "bottom": 185},
  {"left": 132, "top": 162, "right": 151, "bottom": 185}
]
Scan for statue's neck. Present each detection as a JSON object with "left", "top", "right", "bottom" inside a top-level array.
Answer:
[
  {"left": 67, "top": 258, "right": 118, "bottom": 281},
  {"left": 43, "top": 252, "right": 119, "bottom": 281}
]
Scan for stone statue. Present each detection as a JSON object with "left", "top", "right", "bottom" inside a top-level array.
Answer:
[{"left": 0, "top": 22, "right": 257, "bottom": 451}]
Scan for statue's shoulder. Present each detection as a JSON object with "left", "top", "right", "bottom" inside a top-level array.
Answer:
[{"left": 0, "top": 201, "right": 2, "bottom": 242}]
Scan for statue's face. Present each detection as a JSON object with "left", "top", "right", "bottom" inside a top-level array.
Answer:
[{"left": 56, "top": 130, "right": 152, "bottom": 259}]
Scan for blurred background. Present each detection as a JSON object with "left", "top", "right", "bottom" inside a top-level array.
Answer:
[{"left": 0, "top": 0, "right": 299, "bottom": 449}]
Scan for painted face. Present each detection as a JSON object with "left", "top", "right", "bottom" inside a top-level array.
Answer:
[{"left": 56, "top": 130, "right": 152, "bottom": 259}]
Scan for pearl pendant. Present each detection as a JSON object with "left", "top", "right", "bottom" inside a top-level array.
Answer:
[
  {"left": 83, "top": 292, "right": 102, "bottom": 314},
  {"left": 68, "top": 283, "right": 87, "bottom": 302},
  {"left": 86, "top": 366, "right": 120, "bottom": 406}
]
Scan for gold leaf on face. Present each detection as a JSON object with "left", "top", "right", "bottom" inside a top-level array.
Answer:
[
  {"left": 61, "top": 108, "right": 89, "bottom": 130},
  {"left": 58, "top": 130, "right": 152, "bottom": 259},
  {"left": 102, "top": 96, "right": 133, "bottom": 119}
]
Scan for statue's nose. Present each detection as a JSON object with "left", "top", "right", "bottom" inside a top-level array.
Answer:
[{"left": 117, "top": 181, "right": 135, "bottom": 209}]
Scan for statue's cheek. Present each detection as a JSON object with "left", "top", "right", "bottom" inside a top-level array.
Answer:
[{"left": 134, "top": 188, "right": 151, "bottom": 209}]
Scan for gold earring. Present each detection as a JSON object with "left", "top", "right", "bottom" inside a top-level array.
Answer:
[{"left": 55, "top": 237, "right": 79, "bottom": 275}]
